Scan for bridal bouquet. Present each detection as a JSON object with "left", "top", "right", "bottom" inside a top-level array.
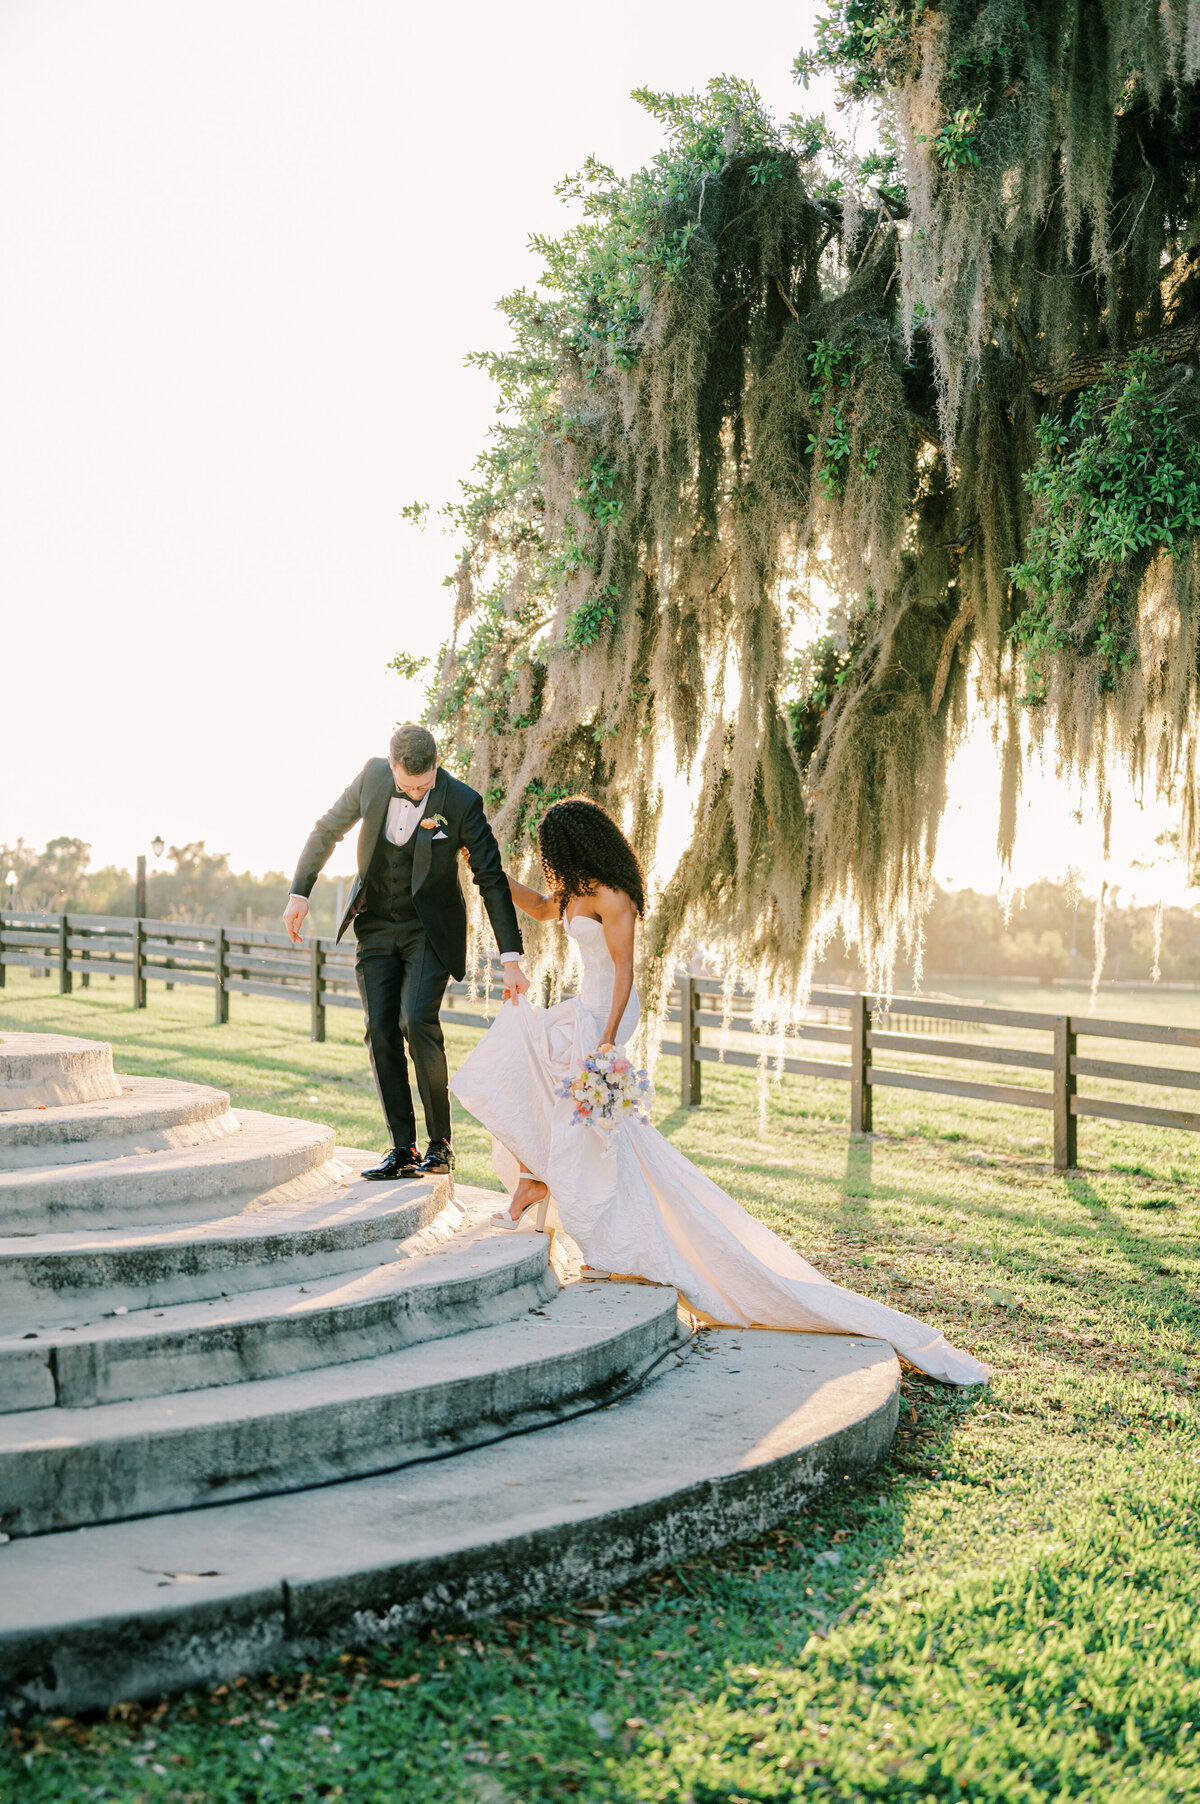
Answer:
[{"left": 555, "top": 1047, "right": 654, "bottom": 1148}]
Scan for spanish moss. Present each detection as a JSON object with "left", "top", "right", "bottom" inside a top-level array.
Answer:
[{"left": 411, "top": 15, "right": 1200, "bottom": 1016}]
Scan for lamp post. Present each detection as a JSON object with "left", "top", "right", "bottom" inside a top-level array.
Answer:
[
  {"left": 0, "top": 870, "right": 14, "bottom": 991},
  {"left": 146, "top": 836, "right": 169, "bottom": 989},
  {"left": 136, "top": 838, "right": 164, "bottom": 920}
]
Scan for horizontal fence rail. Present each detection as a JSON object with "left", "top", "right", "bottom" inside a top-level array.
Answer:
[{"left": 3, "top": 911, "right": 1198, "bottom": 1171}]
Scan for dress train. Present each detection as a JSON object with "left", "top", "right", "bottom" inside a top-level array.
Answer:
[{"left": 450, "top": 917, "right": 988, "bottom": 1387}]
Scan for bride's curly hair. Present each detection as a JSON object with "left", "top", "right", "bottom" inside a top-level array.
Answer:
[{"left": 538, "top": 796, "right": 646, "bottom": 917}]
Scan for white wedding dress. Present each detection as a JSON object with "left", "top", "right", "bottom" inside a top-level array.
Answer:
[{"left": 450, "top": 914, "right": 988, "bottom": 1386}]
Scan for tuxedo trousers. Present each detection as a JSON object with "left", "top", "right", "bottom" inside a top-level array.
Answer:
[{"left": 353, "top": 914, "right": 452, "bottom": 1148}]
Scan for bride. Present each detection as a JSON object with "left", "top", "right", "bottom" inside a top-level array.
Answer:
[{"left": 450, "top": 796, "right": 988, "bottom": 1387}]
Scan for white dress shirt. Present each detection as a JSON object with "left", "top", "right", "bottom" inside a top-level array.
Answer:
[{"left": 385, "top": 793, "right": 427, "bottom": 845}]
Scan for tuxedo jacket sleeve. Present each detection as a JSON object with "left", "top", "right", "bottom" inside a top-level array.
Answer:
[
  {"left": 458, "top": 788, "right": 523, "bottom": 958},
  {"left": 290, "top": 765, "right": 367, "bottom": 898}
]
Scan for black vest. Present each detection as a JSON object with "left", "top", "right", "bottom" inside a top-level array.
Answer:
[{"left": 362, "top": 826, "right": 421, "bottom": 924}]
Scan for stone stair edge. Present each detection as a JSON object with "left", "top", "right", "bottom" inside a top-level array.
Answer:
[
  {"left": 0, "top": 1075, "right": 234, "bottom": 1150},
  {"left": 0, "top": 1032, "right": 118, "bottom": 1054},
  {"left": 0, "top": 1178, "right": 467, "bottom": 1334},
  {"left": 0, "top": 1282, "right": 682, "bottom": 1536},
  {"left": 0, "top": 1216, "right": 542, "bottom": 1354},
  {"left": 0, "top": 1119, "right": 345, "bottom": 1234},
  {"left": 0, "top": 1033, "right": 122, "bottom": 1112},
  {"left": 0, "top": 1279, "right": 677, "bottom": 1449},
  {"left": 0, "top": 1107, "right": 336, "bottom": 1191},
  {"left": 0, "top": 1334, "right": 900, "bottom": 1716},
  {"left": 0, "top": 1231, "right": 559, "bottom": 1412},
  {"left": 0, "top": 1171, "right": 474, "bottom": 1258},
  {"left": 0, "top": 1111, "right": 242, "bottom": 1174}
]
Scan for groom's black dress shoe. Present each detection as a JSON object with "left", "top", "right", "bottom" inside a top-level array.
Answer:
[
  {"left": 361, "top": 1144, "right": 421, "bottom": 1180},
  {"left": 417, "top": 1138, "right": 456, "bottom": 1176}
]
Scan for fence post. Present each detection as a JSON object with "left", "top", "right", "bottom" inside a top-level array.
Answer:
[
  {"left": 310, "top": 939, "right": 326, "bottom": 1042},
  {"left": 850, "top": 992, "right": 873, "bottom": 1133},
  {"left": 132, "top": 918, "right": 146, "bottom": 1008},
  {"left": 1053, "top": 1014, "right": 1077, "bottom": 1171},
  {"left": 0, "top": 913, "right": 5, "bottom": 989},
  {"left": 58, "top": 913, "right": 72, "bottom": 994},
  {"left": 214, "top": 926, "right": 229, "bottom": 1025},
  {"left": 679, "top": 972, "right": 702, "bottom": 1107}
]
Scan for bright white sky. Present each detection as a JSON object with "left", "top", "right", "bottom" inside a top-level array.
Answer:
[{"left": 0, "top": 0, "right": 1193, "bottom": 907}]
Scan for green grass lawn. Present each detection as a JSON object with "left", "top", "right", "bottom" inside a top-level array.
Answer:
[{"left": 2, "top": 969, "right": 1199, "bottom": 1803}]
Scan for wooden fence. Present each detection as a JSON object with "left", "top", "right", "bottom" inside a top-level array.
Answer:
[{"left": 3, "top": 911, "right": 1198, "bottom": 1173}]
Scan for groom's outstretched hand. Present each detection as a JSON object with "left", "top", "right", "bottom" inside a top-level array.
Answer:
[
  {"left": 502, "top": 961, "right": 530, "bottom": 1005},
  {"left": 283, "top": 895, "right": 309, "bottom": 946}
]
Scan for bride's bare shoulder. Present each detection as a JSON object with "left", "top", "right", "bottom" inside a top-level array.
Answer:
[{"left": 592, "top": 883, "right": 637, "bottom": 918}]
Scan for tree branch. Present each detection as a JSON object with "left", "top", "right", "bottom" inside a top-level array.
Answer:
[
  {"left": 930, "top": 597, "right": 975, "bottom": 714},
  {"left": 1032, "top": 317, "right": 1200, "bottom": 396}
]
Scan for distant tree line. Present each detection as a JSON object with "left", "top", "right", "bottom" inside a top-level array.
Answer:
[
  {"left": 5, "top": 837, "right": 1199, "bottom": 984},
  {"left": 817, "top": 879, "right": 1200, "bottom": 988},
  {"left": 0, "top": 838, "right": 349, "bottom": 938}
]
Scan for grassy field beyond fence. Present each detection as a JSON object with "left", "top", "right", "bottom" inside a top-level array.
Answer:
[{"left": 2, "top": 968, "right": 1199, "bottom": 1803}]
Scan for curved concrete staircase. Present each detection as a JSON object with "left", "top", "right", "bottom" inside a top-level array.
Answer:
[{"left": 0, "top": 1033, "right": 899, "bottom": 1716}]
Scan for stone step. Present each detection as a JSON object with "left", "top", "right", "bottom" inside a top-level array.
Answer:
[
  {"left": 0, "top": 1225, "right": 558, "bottom": 1412},
  {"left": 0, "top": 1109, "right": 340, "bottom": 1234},
  {"left": 0, "top": 1075, "right": 237, "bottom": 1168},
  {"left": 0, "top": 1166, "right": 456, "bottom": 1333},
  {"left": 0, "top": 1279, "right": 680, "bottom": 1536},
  {"left": 0, "top": 1032, "right": 123, "bottom": 1111},
  {"left": 0, "top": 1328, "right": 900, "bottom": 1715}
]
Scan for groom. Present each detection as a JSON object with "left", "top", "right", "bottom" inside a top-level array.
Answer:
[{"left": 284, "top": 724, "right": 528, "bottom": 1179}]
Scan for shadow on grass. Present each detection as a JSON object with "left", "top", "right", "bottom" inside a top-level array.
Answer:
[
  {"left": 653, "top": 1101, "right": 705, "bottom": 1138},
  {"left": 660, "top": 1134, "right": 1198, "bottom": 1368},
  {"left": 843, "top": 1133, "right": 874, "bottom": 1225},
  {"left": 666, "top": 1136, "right": 900, "bottom": 1201},
  {"left": 1061, "top": 1171, "right": 1200, "bottom": 1331}
]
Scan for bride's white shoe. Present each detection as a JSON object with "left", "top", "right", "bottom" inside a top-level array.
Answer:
[{"left": 492, "top": 1180, "right": 551, "bottom": 1233}]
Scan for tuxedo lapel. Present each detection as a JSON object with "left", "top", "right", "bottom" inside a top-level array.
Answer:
[
  {"left": 410, "top": 768, "right": 447, "bottom": 896},
  {"left": 360, "top": 771, "right": 392, "bottom": 875}
]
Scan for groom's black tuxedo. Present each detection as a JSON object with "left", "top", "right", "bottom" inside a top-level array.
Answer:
[
  {"left": 290, "top": 759, "right": 521, "bottom": 975},
  {"left": 289, "top": 758, "right": 521, "bottom": 1152}
]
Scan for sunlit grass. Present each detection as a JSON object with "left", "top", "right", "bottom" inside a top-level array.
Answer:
[{"left": 2, "top": 969, "right": 1198, "bottom": 1802}]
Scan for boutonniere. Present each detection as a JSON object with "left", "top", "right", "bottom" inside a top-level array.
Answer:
[{"left": 421, "top": 813, "right": 449, "bottom": 830}]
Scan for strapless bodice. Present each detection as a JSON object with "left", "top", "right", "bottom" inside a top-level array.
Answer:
[{"left": 566, "top": 913, "right": 639, "bottom": 1042}]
